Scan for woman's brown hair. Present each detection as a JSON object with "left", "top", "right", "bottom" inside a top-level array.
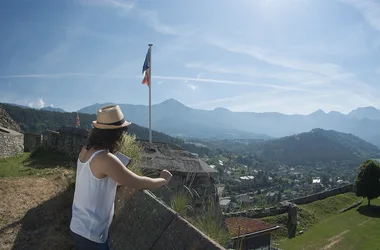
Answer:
[{"left": 85, "top": 126, "right": 128, "bottom": 153}]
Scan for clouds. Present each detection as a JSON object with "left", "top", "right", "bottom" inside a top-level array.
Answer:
[
  {"left": 338, "top": 0, "right": 380, "bottom": 32},
  {"left": 152, "top": 75, "right": 309, "bottom": 92},
  {"left": 187, "top": 84, "right": 198, "bottom": 90},
  {"left": 1, "top": 0, "right": 379, "bottom": 114},
  {"left": 27, "top": 98, "right": 47, "bottom": 109},
  {"left": 78, "top": 0, "right": 135, "bottom": 11}
]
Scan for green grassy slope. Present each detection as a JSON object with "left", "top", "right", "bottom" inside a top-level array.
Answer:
[
  {"left": 262, "top": 193, "right": 361, "bottom": 240},
  {"left": 279, "top": 198, "right": 380, "bottom": 250}
]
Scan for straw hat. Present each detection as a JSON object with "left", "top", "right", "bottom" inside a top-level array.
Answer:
[{"left": 92, "top": 105, "right": 131, "bottom": 129}]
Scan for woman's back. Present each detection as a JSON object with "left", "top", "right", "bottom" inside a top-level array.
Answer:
[{"left": 70, "top": 149, "right": 117, "bottom": 244}]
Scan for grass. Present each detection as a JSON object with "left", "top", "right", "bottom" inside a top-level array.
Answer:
[
  {"left": 0, "top": 151, "right": 74, "bottom": 178},
  {"left": 171, "top": 191, "right": 191, "bottom": 217},
  {"left": 170, "top": 191, "right": 230, "bottom": 247},
  {"left": 262, "top": 193, "right": 362, "bottom": 240},
  {"left": 191, "top": 202, "right": 231, "bottom": 247},
  {"left": 0, "top": 135, "right": 142, "bottom": 179},
  {"left": 278, "top": 198, "right": 380, "bottom": 250}
]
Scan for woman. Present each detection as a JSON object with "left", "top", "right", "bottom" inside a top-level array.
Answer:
[{"left": 70, "top": 105, "right": 172, "bottom": 250}]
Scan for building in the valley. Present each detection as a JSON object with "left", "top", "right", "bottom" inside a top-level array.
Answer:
[
  {"left": 219, "top": 198, "right": 231, "bottom": 212},
  {"left": 225, "top": 217, "right": 280, "bottom": 250},
  {"left": 235, "top": 193, "right": 251, "bottom": 205}
]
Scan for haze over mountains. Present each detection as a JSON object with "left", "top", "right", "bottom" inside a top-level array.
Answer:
[
  {"left": 2, "top": 102, "right": 380, "bottom": 169},
  {"left": 77, "top": 99, "right": 380, "bottom": 148}
]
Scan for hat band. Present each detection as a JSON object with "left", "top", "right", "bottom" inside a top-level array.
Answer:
[{"left": 97, "top": 118, "right": 125, "bottom": 126}]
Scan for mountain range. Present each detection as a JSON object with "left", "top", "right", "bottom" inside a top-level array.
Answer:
[
  {"left": 2, "top": 102, "right": 379, "bottom": 168},
  {"left": 77, "top": 99, "right": 380, "bottom": 147}
]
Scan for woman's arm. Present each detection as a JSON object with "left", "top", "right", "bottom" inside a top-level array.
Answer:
[{"left": 97, "top": 153, "right": 171, "bottom": 189}]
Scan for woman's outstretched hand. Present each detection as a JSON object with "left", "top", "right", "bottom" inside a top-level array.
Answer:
[{"left": 160, "top": 169, "right": 172, "bottom": 185}]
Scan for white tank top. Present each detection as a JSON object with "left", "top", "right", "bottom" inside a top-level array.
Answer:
[{"left": 70, "top": 150, "right": 117, "bottom": 243}]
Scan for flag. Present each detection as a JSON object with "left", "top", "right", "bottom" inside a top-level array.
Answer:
[
  {"left": 76, "top": 113, "right": 80, "bottom": 128},
  {"left": 142, "top": 47, "right": 151, "bottom": 87}
]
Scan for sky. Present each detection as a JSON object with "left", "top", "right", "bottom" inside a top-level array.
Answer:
[{"left": 0, "top": 0, "right": 379, "bottom": 115}]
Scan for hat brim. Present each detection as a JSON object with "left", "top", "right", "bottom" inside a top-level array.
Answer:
[{"left": 92, "top": 120, "right": 132, "bottom": 130}]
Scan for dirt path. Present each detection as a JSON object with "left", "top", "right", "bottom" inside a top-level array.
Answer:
[
  {"left": 358, "top": 218, "right": 370, "bottom": 226},
  {"left": 0, "top": 171, "right": 74, "bottom": 250},
  {"left": 321, "top": 230, "right": 350, "bottom": 250}
]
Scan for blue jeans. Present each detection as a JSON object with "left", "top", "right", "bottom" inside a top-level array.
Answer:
[{"left": 71, "top": 230, "right": 110, "bottom": 250}]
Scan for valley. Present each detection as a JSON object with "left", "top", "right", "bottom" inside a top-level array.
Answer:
[{"left": 1, "top": 102, "right": 380, "bottom": 250}]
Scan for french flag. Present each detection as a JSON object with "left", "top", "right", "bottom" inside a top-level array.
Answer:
[{"left": 142, "top": 48, "right": 151, "bottom": 87}]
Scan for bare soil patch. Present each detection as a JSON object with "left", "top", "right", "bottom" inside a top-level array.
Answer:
[
  {"left": 0, "top": 171, "right": 75, "bottom": 250},
  {"left": 322, "top": 230, "right": 350, "bottom": 250}
]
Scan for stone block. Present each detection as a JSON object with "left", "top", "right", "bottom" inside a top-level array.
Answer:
[
  {"left": 109, "top": 189, "right": 176, "bottom": 250},
  {"left": 152, "top": 215, "right": 224, "bottom": 250},
  {"left": 109, "top": 188, "right": 226, "bottom": 250}
]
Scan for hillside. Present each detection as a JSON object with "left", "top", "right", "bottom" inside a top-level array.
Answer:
[
  {"left": 40, "top": 106, "right": 65, "bottom": 112},
  {"left": 77, "top": 99, "right": 380, "bottom": 147},
  {"left": 0, "top": 103, "right": 183, "bottom": 146},
  {"left": 0, "top": 103, "right": 217, "bottom": 157},
  {"left": 278, "top": 197, "right": 380, "bottom": 250},
  {"left": 251, "top": 129, "right": 380, "bottom": 167}
]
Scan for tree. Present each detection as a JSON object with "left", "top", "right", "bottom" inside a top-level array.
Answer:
[{"left": 354, "top": 160, "right": 380, "bottom": 206}]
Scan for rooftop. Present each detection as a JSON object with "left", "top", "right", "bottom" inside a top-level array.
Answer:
[
  {"left": 219, "top": 199, "right": 231, "bottom": 206},
  {"left": 312, "top": 178, "right": 321, "bottom": 184},
  {"left": 137, "top": 140, "right": 219, "bottom": 175},
  {"left": 225, "top": 217, "right": 279, "bottom": 238},
  {"left": 240, "top": 176, "right": 254, "bottom": 180}
]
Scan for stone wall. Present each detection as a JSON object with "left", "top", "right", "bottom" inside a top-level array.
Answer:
[
  {"left": 0, "top": 127, "right": 24, "bottom": 158},
  {"left": 24, "top": 133, "right": 42, "bottom": 152},
  {"left": 43, "top": 127, "right": 88, "bottom": 158},
  {"left": 289, "top": 184, "right": 354, "bottom": 205},
  {"left": 224, "top": 205, "right": 288, "bottom": 219},
  {"left": 224, "top": 184, "right": 354, "bottom": 219},
  {"left": 110, "top": 188, "right": 226, "bottom": 250}
]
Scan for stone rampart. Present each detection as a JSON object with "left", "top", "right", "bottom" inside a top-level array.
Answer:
[
  {"left": 224, "top": 205, "right": 288, "bottom": 219},
  {"left": 24, "top": 133, "right": 42, "bottom": 152},
  {"left": 224, "top": 184, "right": 354, "bottom": 219},
  {"left": 43, "top": 127, "right": 88, "bottom": 158},
  {"left": 289, "top": 184, "right": 354, "bottom": 205},
  {"left": 0, "top": 127, "right": 24, "bottom": 158},
  {"left": 110, "top": 188, "right": 226, "bottom": 250}
]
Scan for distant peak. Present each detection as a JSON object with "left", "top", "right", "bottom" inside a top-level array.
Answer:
[
  {"left": 160, "top": 98, "right": 184, "bottom": 105},
  {"left": 349, "top": 106, "right": 379, "bottom": 113},
  {"left": 214, "top": 107, "right": 230, "bottom": 112},
  {"left": 310, "top": 109, "right": 325, "bottom": 115}
]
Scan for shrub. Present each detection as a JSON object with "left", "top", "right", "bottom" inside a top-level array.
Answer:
[
  {"left": 191, "top": 198, "right": 231, "bottom": 247},
  {"left": 118, "top": 134, "right": 143, "bottom": 175},
  {"left": 171, "top": 191, "right": 192, "bottom": 217}
]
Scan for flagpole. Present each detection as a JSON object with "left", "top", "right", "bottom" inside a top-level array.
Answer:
[{"left": 148, "top": 44, "right": 153, "bottom": 143}]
